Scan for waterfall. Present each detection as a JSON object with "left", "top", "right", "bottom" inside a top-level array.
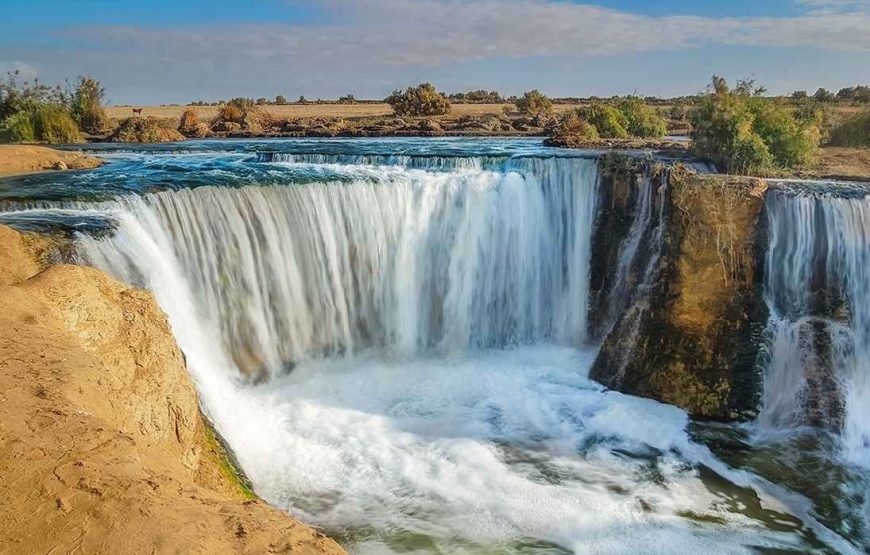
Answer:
[
  {"left": 75, "top": 157, "right": 599, "bottom": 380},
  {"left": 759, "top": 187, "right": 870, "bottom": 465}
]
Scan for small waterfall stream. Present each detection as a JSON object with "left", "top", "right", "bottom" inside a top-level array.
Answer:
[{"left": 759, "top": 186, "right": 870, "bottom": 466}]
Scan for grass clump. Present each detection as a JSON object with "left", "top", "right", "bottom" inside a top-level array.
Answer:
[
  {"left": 827, "top": 110, "right": 870, "bottom": 148},
  {"left": 386, "top": 83, "right": 451, "bottom": 117},
  {"left": 690, "top": 76, "right": 819, "bottom": 175},
  {"left": 514, "top": 90, "right": 553, "bottom": 116}
]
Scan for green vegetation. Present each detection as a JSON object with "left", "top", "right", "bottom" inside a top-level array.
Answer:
[
  {"left": 544, "top": 113, "right": 599, "bottom": 147},
  {"left": 814, "top": 88, "right": 835, "bottom": 103},
  {"left": 828, "top": 110, "right": 870, "bottom": 147},
  {"left": 449, "top": 89, "right": 503, "bottom": 103},
  {"left": 836, "top": 85, "right": 870, "bottom": 104},
  {"left": 575, "top": 103, "right": 629, "bottom": 138},
  {"left": 690, "top": 76, "right": 819, "bottom": 175},
  {"left": 385, "top": 83, "right": 451, "bottom": 117},
  {"left": 200, "top": 419, "right": 257, "bottom": 500},
  {"left": 0, "top": 70, "right": 83, "bottom": 143},
  {"left": 514, "top": 90, "right": 553, "bottom": 116},
  {"left": 617, "top": 97, "right": 668, "bottom": 138},
  {"left": 68, "top": 76, "right": 107, "bottom": 135},
  {"left": 275, "top": 94, "right": 287, "bottom": 105},
  {"left": 110, "top": 116, "right": 184, "bottom": 142}
]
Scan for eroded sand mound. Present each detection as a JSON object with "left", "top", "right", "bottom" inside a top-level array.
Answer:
[
  {"left": 0, "top": 225, "right": 344, "bottom": 554},
  {"left": 0, "top": 145, "right": 102, "bottom": 176}
]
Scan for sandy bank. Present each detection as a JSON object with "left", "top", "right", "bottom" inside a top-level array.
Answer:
[
  {"left": 0, "top": 145, "right": 102, "bottom": 177},
  {"left": 0, "top": 224, "right": 344, "bottom": 554}
]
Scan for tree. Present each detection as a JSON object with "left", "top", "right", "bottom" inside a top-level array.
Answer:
[
  {"left": 68, "top": 76, "right": 107, "bottom": 134},
  {"left": 813, "top": 88, "right": 835, "bottom": 102},
  {"left": 791, "top": 90, "right": 808, "bottom": 100},
  {"left": 275, "top": 95, "right": 287, "bottom": 105},
  {"left": 385, "top": 83, "right": 451, "bottom": 117},
  {"left": 514, "top": 90, "right": 553, "bottom": 116}
]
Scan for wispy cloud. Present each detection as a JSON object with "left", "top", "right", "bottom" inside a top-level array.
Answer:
[
  {"left": 2, "top": 0, "right": 869, "bottom": 101},
  {"left": 797, "top": 0, "right": 870, "bottom": 14}
]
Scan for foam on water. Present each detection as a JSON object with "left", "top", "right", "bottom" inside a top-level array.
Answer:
[{"left": 3, "top": 143, "right": 861, "bottom": 553}]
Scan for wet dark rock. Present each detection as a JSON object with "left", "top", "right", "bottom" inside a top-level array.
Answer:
[{"left": 591, "top": 167, "right": 769, "bottom": 420}]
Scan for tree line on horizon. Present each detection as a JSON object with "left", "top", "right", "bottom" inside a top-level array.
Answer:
[{"left": 175, "top": 83, "right": 870, "bottom": 109}]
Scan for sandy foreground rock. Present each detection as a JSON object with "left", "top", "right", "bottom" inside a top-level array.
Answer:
[
  {"left": 0, "top": 225, "right": 344, "bottom": 554},
  {"left": 0, "top": 145, "right": 103, "bottom": 176}
]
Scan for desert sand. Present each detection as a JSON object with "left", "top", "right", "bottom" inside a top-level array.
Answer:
[{"left": 0, "top": 224, "right": 345, "bottom": 554}]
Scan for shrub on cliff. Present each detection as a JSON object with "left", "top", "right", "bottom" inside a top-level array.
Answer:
[
  {"left": 828, "top": 110, "right": 870, "bottom": 147},
  {"left": 514, "top": 90, "right": 553, "bottom": 116},
  {"left": 690, "top": 77, "right": 819, "bottom": 174},
  {"left": 68, "top": 76, "right": 107, "bottom": 135},
  {"left": 617, "top": 97, "right": 667, "bottom": 138},
  {"left": 385, "top": 83, "right": 451, "bottom": 117}
]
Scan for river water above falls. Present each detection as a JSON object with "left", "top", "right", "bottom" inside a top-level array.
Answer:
[{"left": 1, "top": 138, "right": 868, "bottom": 554}]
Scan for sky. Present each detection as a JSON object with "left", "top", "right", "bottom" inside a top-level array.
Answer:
[{"left": 0, "top": 0, "right": 868, "bottom": 104}]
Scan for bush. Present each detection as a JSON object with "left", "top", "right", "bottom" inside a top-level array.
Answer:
[
  {"left": 275, "top": 95, "right": 287, "bottom": 105},
  {"left": 814, "top": 88, "right": 835, "bottom": 103},
  {"left": 617, "top": 97, "right": 667, "bottom": 138},
  {"left": 111, "top": 116, "right": 184, "bottom": 142},
  {"left": 385, "top": 83, "right": 451, "bottom": 117},
  {"left": 544, "top": 113, "right": 599, "bottom": 147},
  {"left": 33, "top": 104, "right": 82, "bottom": 143},
  {"left": 690, "top": 76, "right": 819, "bottom": 174},
  {"left": 227, "top": 97, "right": 255, "bottom": 110},
  {"left": 0, "top": 101, "right": 81, "bottom": 144},
  {"left": 514, "top": 90, "right": 553, "bottom": 116},
  {"left": 216, "top": 103, "right": 244, "bottom": 124},
  {"left": 576, "top": 103, "right": 629, "bottom": 138},
  {"left": 68, "top": 76, "right": 107, "bottom": 135},
  {"left": 828, "top": 110, "right": 870, "bottom": 147},
  {"left": 0, "top": 110, "right": 35, "bottom": 143},
  {"left": 179, "top": 107, "right": 199, "bottom": 131}
]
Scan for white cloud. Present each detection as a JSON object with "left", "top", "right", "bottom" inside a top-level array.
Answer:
[
  {"left": 2, "top": 0, "right": 868, "bottom": 101},
  {"left": 68, "top": 0, "right": 870, "bottom": 70},
  {"left": 797, "top": 0, "right": 870, "bottom": 14}
]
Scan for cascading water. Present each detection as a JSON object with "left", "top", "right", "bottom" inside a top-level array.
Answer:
[
  {"left": 759, "top": 185, "right": 870, "bottom": 466},
  {"left": 0, "top": 139, "right": 860, "bottom": 554},
  {"left": 79, "top": 157, "right": 598, "bottom": 379}
]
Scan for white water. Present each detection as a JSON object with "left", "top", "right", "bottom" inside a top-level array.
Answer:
[
  {"left": 760, "top": 190, "right": 870, "bottom": 466},
  {"left": 63, "top": 158, "right": 844, "bottom": 553},
  {"left": 82, "top": 159, "right": 597, "bottom": 378}
]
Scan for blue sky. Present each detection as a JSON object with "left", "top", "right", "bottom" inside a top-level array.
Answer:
[{"left": 1, "top": 0, "right": 868, "bottom": 104}]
